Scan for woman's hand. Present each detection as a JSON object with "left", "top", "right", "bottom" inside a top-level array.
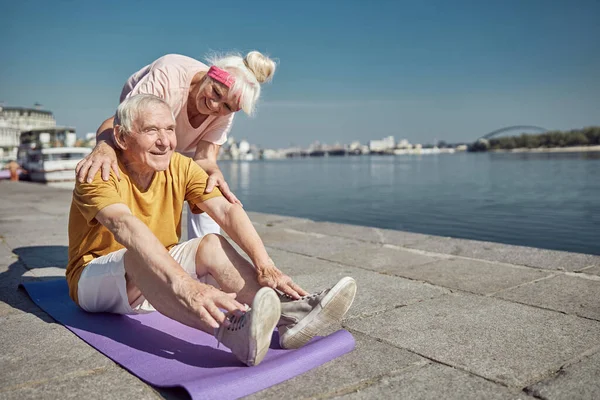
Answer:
[
  {"left": 76, "top": 141, "right": 120, "bottom": 183},
  {"left": 257, "top": 262, "right": 309, "bottom": 299},
  {"left": 194, "top": 140, "right": 241, "bottom": 206},
  {"left": 205, "top": 168, "right": 242, "bottom": 206}
]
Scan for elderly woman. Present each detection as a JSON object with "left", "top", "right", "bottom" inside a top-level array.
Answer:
[{"left": 76, "top": 51, "right": 273, "bottom": 238}]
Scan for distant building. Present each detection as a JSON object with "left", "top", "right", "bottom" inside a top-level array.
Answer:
[
  {"left": 396, "top": 139, "right": 411, "bottom": 149},
  {"left": 369, "top": 136, "right": 395, "bottom": 152},
  {"left": 0, "top": 105, "right": 56, "bottom": 131},
  {"left": 0, "top": 105, "right": 56, "bottom": 164},
  {"left": 0, "top": 125, "right": 21, "bottom": 162},
  {"left": 85, "top": 132, "right": 97, "bottom": 147},
  {"left": 218, "top": 137, "right": 256, "bottom": 160},
  {"left": 260, "top": 149, "right": 283, "bottom": 159}
]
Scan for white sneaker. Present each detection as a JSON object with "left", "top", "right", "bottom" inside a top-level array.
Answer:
[
  {"left": 278, "top": 277, "right": 357, "bottom": 349},
  {"left": 216, "top": 287, "right": 281, "bottom": 366}
]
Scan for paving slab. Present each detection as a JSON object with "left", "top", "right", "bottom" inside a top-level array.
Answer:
[
  {"left": 249, "top": 225, "right": 316, "bottom": 243},
  {"left": 344, "top": 363, "right": 535, "bottom": 400},
  {"left": 406, "top": 236, "right": 600, "bottom": 271},
  {"left": 279, "top": 220, "right": 431, "bottom": 246},
  {"left": 347, "top": 293, "right": 600, "bottom": 388},
  {"left": 0, "top": 266, "right": 49, "bottom": 318},
  {"left": 0, "top": 206, "right": 67, "bottom": 221},
  {"left": 526, "top": 350, "right": 600, "bottom": 400},
  {"left": 259, "top": 228, "right": 367, "bottom": 258},
  {"left": 24, "top": 266, "right": 67, "bottom": 279},
  {"left": 247, "top": 333, "right": 426, "bottom": 400},
  {"left": 0, "top": 261, "right": 51, "bottom": 317},
  {"left": 1, "top": 364, "right": 160, "bottom": 400},
  {"left": 380, "top": 257, "right": 552, "bottom": 295},
  {"left": 287, "top": 263, "right": 450, "bottom": 320},
  {"left": 323, "top": 244, "right": 443, "bottom": 273},
  {"left": 266, "top": 247, "right": 352, "bottom": 276},
  {"left": 0, "top": 216, "right": 70, "bottom": 236},
  {"left": 578, "top": 265, "right": 600, "bottom": 277},
  {"left": 0, "top": 298, "right": 40, "bottom": 318},
  {"left": 0, "top": 181, "right": 71, "bottom": 198},
  {"left": 496, "top": 274, "right": 600, "bottom": 321},
  {"left": 0, "top": 313, "right": 115, "bottom": 388},
  {"left": 0, "top": 260, "right": 28, "bottom": 287},
  {"left": 256, "top": 248, "right": 449, "bottom": 319},
  {"left": 245, "top": 211, "right": 313, "bottom": 227},
  {"left": 0, "top": 239, "right": 18, "bottom": 265},
  {"left": 10, "top": 245, "right": 69, "bottom": 269}
]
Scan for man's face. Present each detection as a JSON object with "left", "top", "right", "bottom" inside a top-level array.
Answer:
[{"left": 124, "top": 103, "right": 177, "bottom": 172}]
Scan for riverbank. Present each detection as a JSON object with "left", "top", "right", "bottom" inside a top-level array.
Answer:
[
  {"left": 490, "top": 145, "right": 600, "bottom": 153},
  {"left": 1, "top": 181, "right": 600, "bottom": 399}
]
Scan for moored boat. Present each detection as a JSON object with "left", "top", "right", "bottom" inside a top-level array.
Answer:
[{"left": 21, "top": 147, "right": 91, "bottom": 183}]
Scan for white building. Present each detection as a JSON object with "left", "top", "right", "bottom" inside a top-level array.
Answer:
[
  {"left": 0, "top": 124, "right": 21, "bottom": 162},
  {"left": 85, "top": 132, "right": 97, "bottom": 147},
  {"left": 0, "top": 105, "right": 57, "bottom": 164},
  {"left": 261, "top": 148, "right": 286, "bottom": 159},
  {"left": 369, "top": 136, "right": 395, "bottom": 152},
  {"left": 396, "top": 139, "right": 411, "bottom": 149},
  {"left": 0, "top": 105, "right": 56, "bottom": 131}
]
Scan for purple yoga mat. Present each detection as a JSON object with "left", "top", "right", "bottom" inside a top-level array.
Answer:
[{"left": 22, "top": 279, "right": 355, "bottom": 399}]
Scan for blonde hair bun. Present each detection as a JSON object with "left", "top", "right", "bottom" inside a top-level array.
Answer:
[{"left": 243, "top": 51, "right": 276, "bottom": 84}]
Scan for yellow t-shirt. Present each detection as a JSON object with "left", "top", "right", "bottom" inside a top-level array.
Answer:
[{"left": 66, "top": 152, "right": 222, "bottom": 304}]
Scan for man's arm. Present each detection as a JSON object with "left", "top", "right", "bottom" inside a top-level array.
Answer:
[
  {"left": 198, "top": 197, "right": 308, "bottom": 298},
  {"left": 95, "top": 203, "right": 244, "bottom": 329}
]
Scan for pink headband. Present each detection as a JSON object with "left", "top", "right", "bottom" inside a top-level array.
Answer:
[{"left": 207, "top": 66, "right": 235, "bottom": 88}]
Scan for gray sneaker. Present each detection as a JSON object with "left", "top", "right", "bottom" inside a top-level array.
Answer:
[
  {"left": 216, "top": 287, "right": 281, "bottom": 366},
  {"left": 278, "top": 277, "right": 357, "bottom": 349}
]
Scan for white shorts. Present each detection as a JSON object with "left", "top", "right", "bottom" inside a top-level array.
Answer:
[{"left": 77, "top": 238, "right": 219, "bottom": 315}]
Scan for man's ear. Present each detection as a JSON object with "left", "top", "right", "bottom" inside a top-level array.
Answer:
[{"left": 113, "top": 125, "right": 128, "bottom": 150}]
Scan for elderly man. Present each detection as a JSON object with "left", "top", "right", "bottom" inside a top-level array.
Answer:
[{"left": 67, "top": 94, "right": 356, "bottom": 366}]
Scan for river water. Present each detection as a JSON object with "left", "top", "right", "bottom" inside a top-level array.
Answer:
[{"left": 219, "top": 152, "right": 600, "bottom": 255}]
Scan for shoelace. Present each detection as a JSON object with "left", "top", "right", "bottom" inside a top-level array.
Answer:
[
  {"left": 215, "top": 312, "right": 248, "bottom": 348},
  {"left": 279, "top": 289, "right": 326, "bottom": 302}
]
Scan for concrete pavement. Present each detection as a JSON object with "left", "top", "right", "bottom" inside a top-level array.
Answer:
[{"left": 1, "top": 181, "right": 599, "bottom": 399}]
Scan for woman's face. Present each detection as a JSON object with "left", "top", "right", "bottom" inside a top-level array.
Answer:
[{"left": 194, "top": 77, "right": 240, "bottom": 117}]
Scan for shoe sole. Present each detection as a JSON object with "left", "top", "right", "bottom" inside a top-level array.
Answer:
[
  {"left": 247, "top": 287, "right": 281, "bottom": 366},
  {"left": 280, "top": 276, "right": 357, "bottom": 349}
]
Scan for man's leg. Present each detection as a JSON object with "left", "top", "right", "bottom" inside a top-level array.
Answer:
[
  {"left": 191, "top": 234, "right": 357, "bottom": 351},
  {"left": 122, "top": 250, "right": 219, "bottom": 335},
  {"left": 194, "top": 233, "right": 262, "bottom": 306},
  {"left": 78, "top": 248, "right": 138, "bottom": 315},
  {"left": 187, "top": 234, "right": 280, "bottom": 366}
]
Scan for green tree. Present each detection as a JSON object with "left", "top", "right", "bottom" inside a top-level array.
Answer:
[
  {"left": 566, "top": 132, "right": 588, "bottom": 146},
  {"left": 467, "top": 126, "right": 599, "bottom": 152}
]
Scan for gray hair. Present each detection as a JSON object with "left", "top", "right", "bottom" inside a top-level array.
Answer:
[
  {"left": 114, "top": 94, "right": 174, "bottom": 134},
  {"left": 205, "top": 50, "right": 277, "bottom": 116}
]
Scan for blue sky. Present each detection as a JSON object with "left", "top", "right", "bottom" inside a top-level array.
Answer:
[{"left": 1, "top": 0, "right": 599, "bottom": 148}]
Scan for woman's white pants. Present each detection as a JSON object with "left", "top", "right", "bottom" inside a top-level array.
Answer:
[{"left": 186, "top": 203, "right": 221, "bottom": 239}]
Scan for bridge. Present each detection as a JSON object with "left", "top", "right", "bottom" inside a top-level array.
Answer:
[{"left": 478, "top": 125, "right": 548, "bottom": 140}]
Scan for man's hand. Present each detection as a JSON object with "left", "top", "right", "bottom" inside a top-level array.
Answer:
[
  {"left": 76, "top": 141, "right": 120, "bottom": 183},
  {"left": 257, "top": 262, "right": 308, "bottom": 300},
  {"left": 205, "top": 168, "right": 242, "bottom": 206},
  {"left": 187, "top": 284, "right": 246, "bottom": 329}
]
